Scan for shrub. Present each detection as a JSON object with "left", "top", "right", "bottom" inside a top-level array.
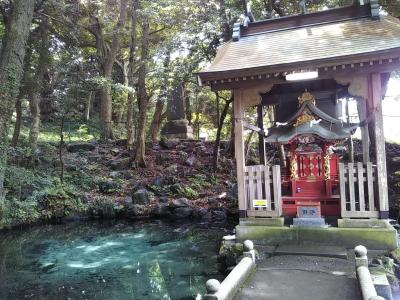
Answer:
[
  {"left": 31, "top": 179, "right": 85, "bottom": 220},
  {"left": 87, "top": 197, "right": 124, "bottom": 219}
]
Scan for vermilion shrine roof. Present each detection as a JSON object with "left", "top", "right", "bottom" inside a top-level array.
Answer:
[{"left": 198, "top": 4, "right": 400, "bottom": 85}]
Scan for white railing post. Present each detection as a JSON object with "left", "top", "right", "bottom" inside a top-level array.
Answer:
[
  {"left": 354, "top": 245, "right": 385, "bottom": 300},
  {"left": 204, "top": 240, "right": 256, "bottom": 300},
  {"left": 272, "top": 165, "right": 282, "bottom": 216}
]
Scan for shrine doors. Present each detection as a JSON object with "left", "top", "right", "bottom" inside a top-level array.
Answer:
[{"left": 297, "top": 152, "right": 323, "bottom": 180}]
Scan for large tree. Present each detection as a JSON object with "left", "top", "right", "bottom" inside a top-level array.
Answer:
[
  {"left": 85, "top": 0, "right": 128, "bottom": 140},
  {"left": 0, "top": 0, "right": 35, "bottom": 201}
]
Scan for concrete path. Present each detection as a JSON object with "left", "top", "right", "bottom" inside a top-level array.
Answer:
[{"left": 235, "top": 253, "right": 361, "bottom": 300}]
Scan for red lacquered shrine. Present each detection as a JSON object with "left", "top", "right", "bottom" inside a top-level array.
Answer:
[
  {"left": 265, "top": 91, "right": 352, "bottom": 217},
  {"left": 198, "top": 1, "right": 400, "bottom": 222}
]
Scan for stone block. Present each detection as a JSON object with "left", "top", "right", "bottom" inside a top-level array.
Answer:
[
  {"left": 292, "top": 218, "right": 327, "bottom": 228},
  {"left": 161, "top": 119, "right": 193, "bottom": 140},
  {"left": 235, "top": 225, "right": 398, "bottom": 250},
  {"left": 239, "top": 217, "right": 284, "bottom": 227},
  {"left": 338, "top": 219, "right": 391, "bottom": 229},
  {"left": 66, "top": 142, "right": 95, "bottom": 152}
]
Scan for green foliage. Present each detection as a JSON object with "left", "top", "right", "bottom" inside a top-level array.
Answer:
[
  {"left": 33, "top": 180, "right": 85, "bottom": 220},
  {"left": 97, "top": 179, "right": 119, "bottom": 194},
  {"left": 64, "top": 169, "right": 98, "bottom": 191},
  {"left": 4, "top": 165, "right": 41, "bottom": 196},
  {"left": 188, "top": 173, "right": 216, "bottom": 190},
  {"left": 170, "top": 183, "right": 199, "bottom": 199},
  {"left": 87, "top": 197, "right": 124, "bottom": 219},
  {"left": 1, "top": 199, "right": 40, "bottom": 226}
]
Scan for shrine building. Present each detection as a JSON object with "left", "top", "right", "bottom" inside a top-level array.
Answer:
[{"left": 197, "top": 0, "right": 400, "bottom": 250}]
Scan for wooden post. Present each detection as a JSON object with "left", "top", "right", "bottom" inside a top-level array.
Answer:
[
  {"left": 272, "top": 165, "right": 282, "bottom": 216},
  {"left": 339, "top": 163, "right": 347, "bottom": 217},
  {"left": 257, "top": 105, "right": 265, "bottom": 165},
  {"left": 357, "top": 97, "right": 370, "bottom": 164},
  {"left": 369, "top": 73, "right": 389, "bottom": 219},
  {"left": 234, "top": 89, "right": 247, "bottom": 218}
]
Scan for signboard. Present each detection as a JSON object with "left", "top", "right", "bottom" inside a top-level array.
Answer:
[
  {"left": 298, "top": 207, "right": 318, "bottom": 218},
  {"left": 253, "top": 199, "right": 268, "bottom": 208},
  {"left": 296, "top": 201, "right": 321, "bottom": 218}
]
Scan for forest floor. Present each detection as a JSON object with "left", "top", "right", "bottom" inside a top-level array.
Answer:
[{"left": 2, "top": 138, "right": 239, "bottom": 228}]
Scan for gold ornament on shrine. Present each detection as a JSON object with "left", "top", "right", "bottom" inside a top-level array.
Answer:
[
  {"left": 298, "top": 90, "right": 316, "bottom": 106},
  {"left": 294, "top": 110, "right": 315, "bottom": 127},
  {"left": 323, "top": 152, "right": 330, "bottom": 180},
  {"left": 293, "top": 91, "right": 317, "bottom": 127},
  {"left": 290, "top": 155, "right": 298, "bottom": 180}
]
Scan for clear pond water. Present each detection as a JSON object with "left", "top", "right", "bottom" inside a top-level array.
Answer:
[{"left": 0, "top": 220, "right": 228, "bottom": 300}]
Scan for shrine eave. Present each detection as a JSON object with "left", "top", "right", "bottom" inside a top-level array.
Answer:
[
  {"left": 197, "top": 10, "right": 400, "bottom": 89},
  {"left": 197, "top": 50, "right": 400, "bottom": 89},
  {"left": 265, "top": 122, "right": 352, "bottom": 144}
]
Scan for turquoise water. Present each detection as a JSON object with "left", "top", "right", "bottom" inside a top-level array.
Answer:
[{"left": 0, "top": 220, "right": 228, "bottom": 300}]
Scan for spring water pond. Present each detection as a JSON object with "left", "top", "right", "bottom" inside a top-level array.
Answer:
[{"left": 0, "top": 220, "right": 229, "bottom": 300}]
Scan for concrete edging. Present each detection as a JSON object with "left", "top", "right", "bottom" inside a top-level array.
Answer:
[
  {"left": 236, "top": 225, "right": 398, "bottom": 250},
  {"left": 355, "top": 245, "right": 385, "bottom": 300},
  {"left": 204, "top": 240, "right": 256, "bottom": 300}
]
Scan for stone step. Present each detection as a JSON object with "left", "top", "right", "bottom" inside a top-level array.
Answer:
[{"left": 273, "top": 244, "right": 348, "bottom": 259}]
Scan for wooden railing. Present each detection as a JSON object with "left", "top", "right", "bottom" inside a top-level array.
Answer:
[
  {"left": 244, "top": 164, "right": 282, "bottom": 217},
  {"left": 339, "top": 162, "right": 379, "bottom": 218}
]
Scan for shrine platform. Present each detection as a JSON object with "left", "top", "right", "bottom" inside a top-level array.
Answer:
[{"left": 236, "top": 218, "right": 398, "bottom": 251}]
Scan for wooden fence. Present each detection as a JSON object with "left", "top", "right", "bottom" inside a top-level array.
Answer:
[
  {"left": 339, "top": 162, "right": 379, "bottom": 218},
  {"left": 244, "top": 164, "right": 282, "bottom": 217}
]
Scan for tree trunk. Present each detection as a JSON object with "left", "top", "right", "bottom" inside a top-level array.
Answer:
[
  {"left": 149, "top": 51, "right": 169, "bottom": 143},
  {"left": 185, "top": 88, "right": 192, "bottom": 126},
  {"left": 213, "top": 95, "right": 233, "bottom": 171},
  {"left": 28, "top": 17, "right": 50, "bottom": 155},
  {"left": 127, "top": 0, "right": 138, "bottom": 150},
  {"left": 219, "top": 0, "right": 231, "bottom": 42},
  {"left": 86, "top": 91, "right": 94, "bottom": 121},
  {"left": 134, "top": 20, "right": 150, "bottom": 167},
  {"left": 11, "top": 99, "right": 22, "bottom": 147},
  {"left": 270, "top": 0, "right": 285, "bottom": 16},
  {"left": 228, "top": 107, "right": 235, "bottom": 156},
  {"left": 11, "top": 44, "right": 32, "bottom": 148},
  {"left": 245, "top": 130, "right": 255, "bottom": 159},
  {"left": 89, "top": 0, "right": 128, "bottom": 140},
  {"left": 28, "top": 92, "right": 40, "bottom": 153},
  {"left": 0, "top": 0, "right": 35, "bottom": 201},
  {"left": 149, "top": 100, "right": 165, "bottom": 143}
]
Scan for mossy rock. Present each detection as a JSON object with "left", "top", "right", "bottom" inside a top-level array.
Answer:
[{"left": 218, "top": 241, "right": 244, "bottom": 272}]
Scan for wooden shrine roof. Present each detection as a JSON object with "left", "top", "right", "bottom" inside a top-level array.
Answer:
[{"left": 198, "top": 4, "right": 400, "bottom": 85}]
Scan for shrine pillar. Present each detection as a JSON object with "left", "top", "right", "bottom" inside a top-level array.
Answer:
[
  {"left": 356, "top": 97, "right": 370, "bottom": 164},
  {"left": 234, "top": 89, "right": 247, "bottom": 218},
  {"left": 369, "top": 73, "right": 389, "bottom": 219}
]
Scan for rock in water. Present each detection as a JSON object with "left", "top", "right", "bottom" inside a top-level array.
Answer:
[
  {"left": 172, "top": 207, "right": 193, "bottom": 219},
  {"left": 153, "top": 203, "right": 171, "bottom": 218},
  {"left": 66, "top": 143, "right": 95, "bottom": 152},
  {"left": 170, "top": 198, "right": 190, "bottom": 208},
  {"left": 132, "top": 189, "right": 152, "bottom": 205}
]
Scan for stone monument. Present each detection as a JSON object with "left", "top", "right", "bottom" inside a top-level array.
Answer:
[{"left": 161, "top": 83, "right": 193, "bottom": 139}]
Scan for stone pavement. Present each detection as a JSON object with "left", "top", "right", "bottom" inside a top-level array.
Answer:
[{"left": 235, "top": 252, "right": 361, "bottom": 300}]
